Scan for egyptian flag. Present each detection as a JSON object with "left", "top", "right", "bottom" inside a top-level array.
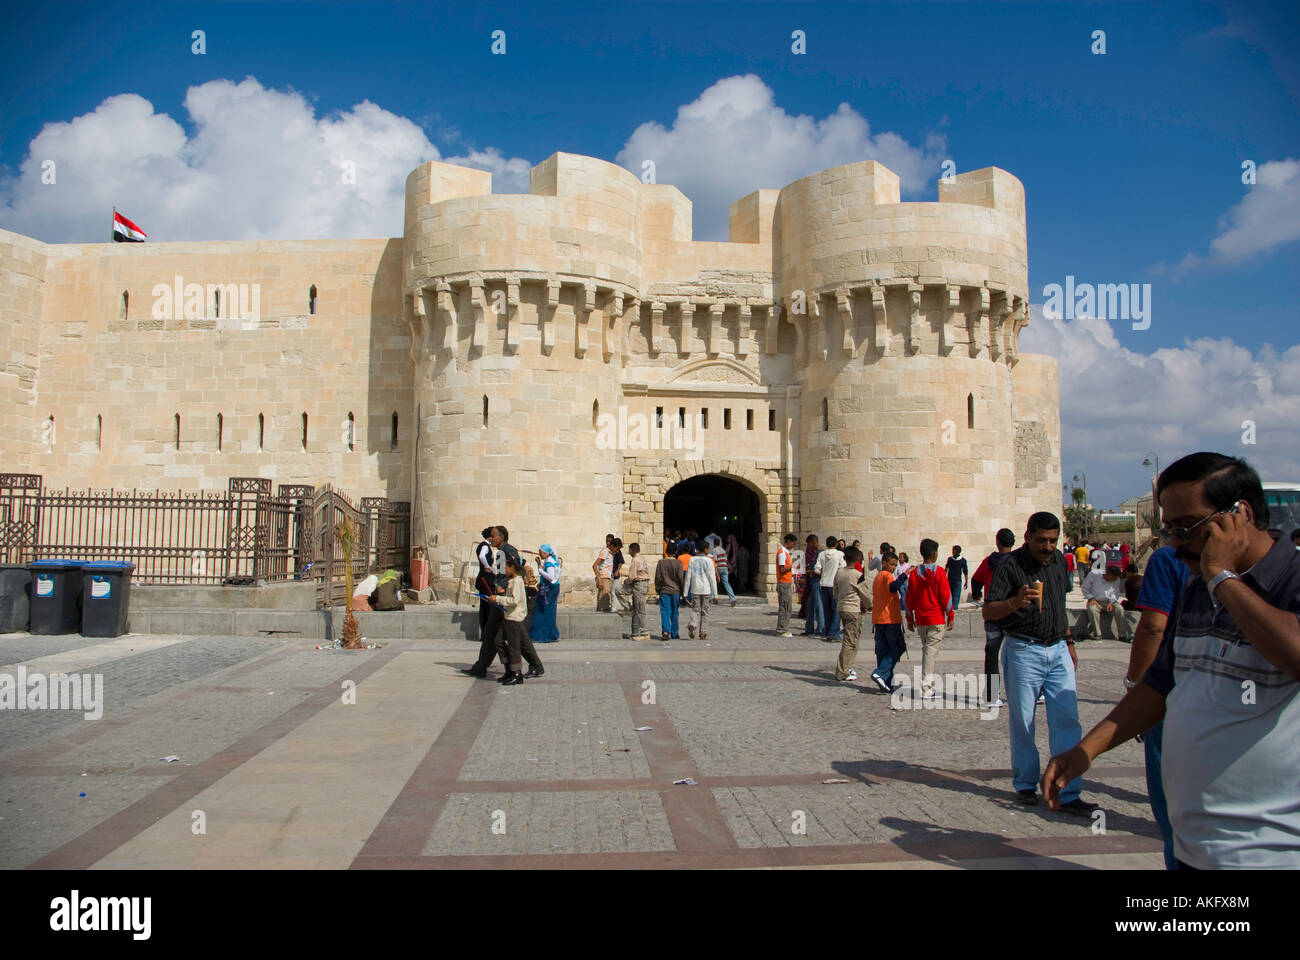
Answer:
[{"left": 112, "top": 209, "right": 147, "bottom": 243}]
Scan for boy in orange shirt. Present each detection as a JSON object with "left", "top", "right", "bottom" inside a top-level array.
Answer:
[{"left": 870, "top": 553, "right": 907, "bottom": 693}]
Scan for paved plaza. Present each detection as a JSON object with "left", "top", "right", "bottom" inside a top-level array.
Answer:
[{"left": 0, "top": 602, "right": 1163, "bottom": 870}]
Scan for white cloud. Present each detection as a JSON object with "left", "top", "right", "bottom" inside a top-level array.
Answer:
[
  {"left": 0, "top": 78, "right": 531, "bottom": 243},
  {"left": 1019, "top": 304, "right": 1300, "bottom": 505},
  {"left": 1163, "top": 158, "right": 1300, "bottom": 273},
  {"left": 615, "top": 74, "right": 947, "bottom": 241}
]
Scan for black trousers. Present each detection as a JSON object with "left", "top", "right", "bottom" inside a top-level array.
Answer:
[
  {"left": 984, "top": 624, "right": 1004, "bottom": 701},
  {"left": 497, "top": 618, "right": 543, "bottom": 673},
  {"left": 472, "top": 602, "right": 507, "bottom": 673}
]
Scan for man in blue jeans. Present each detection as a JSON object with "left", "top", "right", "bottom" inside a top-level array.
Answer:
[
  {"left": 983, "top": 511, "right": 1098, "bottom": 815},
  {"left": 801, "top": 535, "right": 824, "bottom": 637},
  {"left": 814, "top": 535, "right": 846, "bottom": 643},
  {"left": 1127, "top": 544, "right": 1190, "bottom": 869}
]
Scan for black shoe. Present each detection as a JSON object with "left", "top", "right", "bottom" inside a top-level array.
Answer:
[
  {"left": 1015, "top": 789, "right": 1039, "bottom": 805},
  {"left": 462, "top": 667, "right": 487, "bottom": 678},
  {"left": 524, "top": 667, "right": 545, "bottom": 678},
  {"left": 1059, "top": 798, "right": 1099, "bottom": 816},
  {"left": 496, "top": 671, "right": 513, "bottom": 683},
  {"left": 502, "top": 672, "right": 524, "bottom": 685}
]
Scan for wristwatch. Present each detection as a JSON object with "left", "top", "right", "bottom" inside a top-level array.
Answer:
[
  {"left": 1206, "top": 569, "right": 1239, "bottom": 597},
  {"left": 1123, "top": 676, "right": 1137, "bottom": 689}
]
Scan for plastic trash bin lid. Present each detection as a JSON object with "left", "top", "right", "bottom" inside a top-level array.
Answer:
[
  {"left": 30, "top": 559, "right": 86, "bottom": 568},
  {"left": 81, "top": 561, "right": 137, "bottom": 571}
]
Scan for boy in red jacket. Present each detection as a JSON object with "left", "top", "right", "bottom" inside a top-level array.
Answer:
[{"left": 905, "top": 538, "right": 955, "bottom": 700}]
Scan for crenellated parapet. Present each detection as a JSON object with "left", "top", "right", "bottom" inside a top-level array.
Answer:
[{"left": 401, "top": 153, "right": 1031, "bottom": 371}]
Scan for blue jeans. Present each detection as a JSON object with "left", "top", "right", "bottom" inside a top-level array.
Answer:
[
  {"left": 718, "top": 568, "right": 736, "bottom": 602},
  {"left": 873, "top": 623, "right": 905, "bottom": 685},
  {"left": 1144, "top": 720, "right": 1177, "bottom": 870},
  {"left": 658, "top": 593, "right": 680, "bottom": 638},
  {"left": 948, "top": 577, "right": 962, "bottom": 611},
  {"left": 821, "top": 585, "right": 841, "bottom": 640},
  {"left": 804, "top": 580, "right": 825, "bottom": 635},
  {"left": 1000, "top": 636, "right": 1083, "bottom": 803}
]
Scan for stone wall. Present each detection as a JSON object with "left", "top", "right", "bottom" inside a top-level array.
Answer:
[
  {"left": 0, "top": 230, "right": 47, "bottom": 468},
  {"left": 17, "top": 237, "right": 410, "bottom": 497}
]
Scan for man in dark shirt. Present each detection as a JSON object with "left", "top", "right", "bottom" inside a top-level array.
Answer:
[
  {"left": 978, "top": 528, "right": 1017, "bottom": 706},
  {"left": 984, "top": 511, "right": 1096, "bottom": 814},
  {"left": 463, "top": 528, "right": 503, "bottom": 678},
  {"left": 945, "top": 546, "right": 968, "bottom": 611}
]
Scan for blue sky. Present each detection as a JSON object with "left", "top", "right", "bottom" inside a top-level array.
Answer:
[{"left": 2, "top": 0, "right": 1297, "bottom": 509}]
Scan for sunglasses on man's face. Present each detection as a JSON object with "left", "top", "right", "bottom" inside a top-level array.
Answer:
[{"left": 1159, "top": 501, "right": 1242, "bottom": 542}]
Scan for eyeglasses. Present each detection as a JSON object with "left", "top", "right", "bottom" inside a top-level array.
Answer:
[{"left": 1159, "top": 502, "right": 1241, "bottom": 542}]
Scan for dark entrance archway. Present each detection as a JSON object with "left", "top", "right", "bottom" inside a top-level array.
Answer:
[{"left": 663, "top": 474, "right": 762, "bottom": 594}]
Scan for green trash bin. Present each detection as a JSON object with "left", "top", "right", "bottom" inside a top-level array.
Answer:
[
  {"left": 29, "top": 559, "right": 85, "bottom": 635},
  {"left": 81, "top": 561, "right": 136, "bottom": 637},
  {"left": 0, "top": 563, "right": 33, "bottom": 632}
]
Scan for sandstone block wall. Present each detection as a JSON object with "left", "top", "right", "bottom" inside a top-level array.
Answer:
[
  {"left": 12, "top": 236, "right": 409, "bottom": 497},
  {"left": 0, "top": 230, "right": 46, "bottom": 468}
]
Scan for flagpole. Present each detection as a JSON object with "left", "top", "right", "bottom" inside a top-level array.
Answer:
[{"left": 111, "top": 206, "right": 115, "bottom": 243}]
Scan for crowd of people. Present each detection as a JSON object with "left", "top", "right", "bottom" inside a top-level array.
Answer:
[{"left": 454, "top": 453, "right": 1299, "bottom": 867}]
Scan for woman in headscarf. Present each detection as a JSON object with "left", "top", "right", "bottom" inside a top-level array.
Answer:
[{"left": 529, "top": 544, "right": 562, "bottom": 645}]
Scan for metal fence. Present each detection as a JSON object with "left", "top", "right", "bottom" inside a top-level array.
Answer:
[{"left": 0, "top": 474, "right": 410, "bottom": 606}]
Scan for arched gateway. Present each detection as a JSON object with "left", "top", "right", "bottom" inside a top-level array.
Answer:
[{"left": 625, "top": 459, "right": 798, "bottom": 600}]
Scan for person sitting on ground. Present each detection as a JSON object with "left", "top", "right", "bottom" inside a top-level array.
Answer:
[
  {"left": 372, "top": 569, "right": 405, "bottom": 610},
  {"left": 352, "top": 571, "right": 379, "bottom": 612},
  {"left": 1081, "top": 563, "right": 1132, "bottom": 641}
]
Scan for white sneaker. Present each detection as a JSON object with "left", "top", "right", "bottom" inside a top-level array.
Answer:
[
  {"left": 779, "top": 631, "right": 793, "bottom": 638},
  {"left": 980, "top": 697, "right": 1007, "bottom": 709},
  {"left": 1037, "top": 694, "right": 1046, "bottom": 704},
  {"left": 841, "top": 669, "right": 858, "bottom": 682}
]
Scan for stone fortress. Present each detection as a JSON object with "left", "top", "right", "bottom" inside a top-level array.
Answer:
[{"left": 1, "top": 152, "right": 1060, "bottom": 600}]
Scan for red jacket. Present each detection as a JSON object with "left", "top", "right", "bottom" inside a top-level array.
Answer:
[{"left": 905, "top": 564, "right": 953, "bottom": 626}]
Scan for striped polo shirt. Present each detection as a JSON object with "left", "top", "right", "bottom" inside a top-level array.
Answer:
[{"left": 1141, "top": 533, "right": 1300, "bottom": 868}]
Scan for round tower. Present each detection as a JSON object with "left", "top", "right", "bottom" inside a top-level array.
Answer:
[
  {"left": 774, "top": 160, "right": 1044, "bottom": 558},
  {"left": 403, "top": 154, "right": 643, "bottom": 596}
]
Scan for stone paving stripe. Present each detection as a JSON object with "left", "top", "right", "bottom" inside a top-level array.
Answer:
[
  {"left": 400, "top": 764, "right": 1146, "bottom": 795},
  {"left": 88, "top": 652, "right": 468, "bottom": 869},
  {"left": 24, "top": 647, "right": 399, "bottom": 869},
  {"left": 351, "top": 674, "right": 496, "bottom": 861},
  {"left": 0, "top": 634, "right": 195, "bottom": 677},
  {"left": 3, "top": 639, "right": 301, "bottom": 761},
  {"left": 613, "top": 662, "right": 737, "bottom": 852},
  {"left": 351, "top": 830, "right": 1164, "bottom": 870}
]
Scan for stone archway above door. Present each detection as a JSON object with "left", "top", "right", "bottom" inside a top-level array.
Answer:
[{"left": 623, "top": 456, "right": 799, "bottom": 598}]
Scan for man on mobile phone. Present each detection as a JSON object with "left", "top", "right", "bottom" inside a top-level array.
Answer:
[{"left": 1042, "top": 453, "right": 1300, "bottom": 868}]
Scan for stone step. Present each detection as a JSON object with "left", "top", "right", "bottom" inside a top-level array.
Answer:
[{"left": 124, "top": 605, "right": 624, "bottom": 641}]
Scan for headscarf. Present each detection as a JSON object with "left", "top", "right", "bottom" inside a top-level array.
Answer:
[
  {"left": 539, "top": 544, "right": 560, "bottom": 572},
  {"left": 377, "top": 568, "right": 400, "bottom": 585}
]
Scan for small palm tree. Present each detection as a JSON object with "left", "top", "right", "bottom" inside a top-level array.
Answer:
[{"left": 334, "top": 516, "right": 363, "bottom": 648}]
